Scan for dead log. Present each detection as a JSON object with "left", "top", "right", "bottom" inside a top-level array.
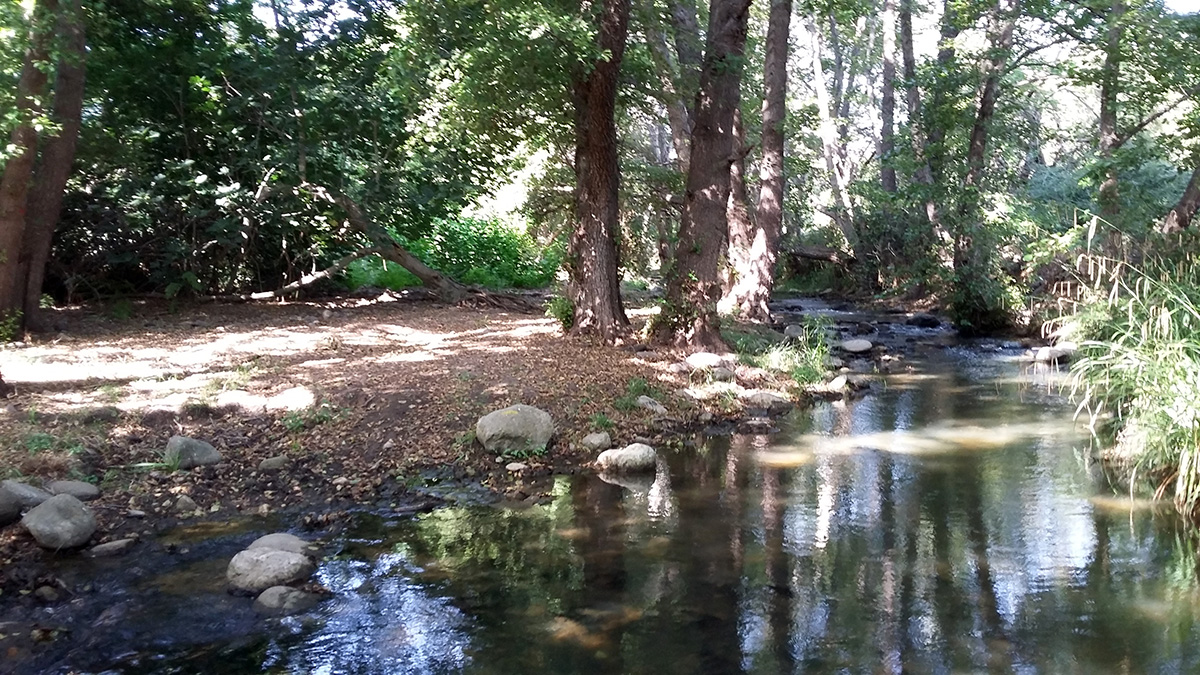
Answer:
[
  {"left": 201, "top": 246, "right": 381, "bottom": 302},
  {"left": 787, "top": 244, "right": 857, "bottom": 265}
]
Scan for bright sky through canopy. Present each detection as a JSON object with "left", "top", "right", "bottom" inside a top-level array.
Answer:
[{"left": 1165, "top": 0, "right": 1200, "bottom": 13}]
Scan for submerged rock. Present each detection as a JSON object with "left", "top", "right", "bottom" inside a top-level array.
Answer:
[
  {"left": 248, "top": 532, "right": 317, "bottom": 556},
  {"left": 595, "top": 443, "right": 657, "bottom": 473},
  {"left": 164, "top": 436, "right": 222, "bottom": 469},
  {"left": 227, "top": 548, "right": 316, "bottom": 594},
  {"left": 581, "top": 432, "right": 612, "bottom": 452},
  {"left": 839, "top": 339, "right": 873, "bottom": 354},
  {"left": 1, "top": 479, "right": 53, "bottom": 508},
  {"left": 907, "top": 312, "right": 941, "bottom": 328},
  {"left": 475, "top": 404, "right": 554, "bottom": 455},
  {"left": 47, "top": 480, "right": 100, "bottom": 501},
  {"left": 21, "top": 494, "right": 96, "bottom": 549},
  {"left": 253, "top": 586, "right": 322, "bottom": 617}
]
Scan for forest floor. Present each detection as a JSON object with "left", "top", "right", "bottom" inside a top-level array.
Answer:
[{"left": 0, "top": 292, "right": 803, "bottom": 591}]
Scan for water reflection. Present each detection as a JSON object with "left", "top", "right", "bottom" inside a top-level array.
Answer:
[{"left": 67, "top": 354, "right": 1200, "bottom": 674}]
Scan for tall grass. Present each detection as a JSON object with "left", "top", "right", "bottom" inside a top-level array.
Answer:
[
  {"left": 723, "top": 316, "right": 831, "bottom": 386},
  {"left": 1064, "top": 246, "right": 1200, "bottom": 515}
]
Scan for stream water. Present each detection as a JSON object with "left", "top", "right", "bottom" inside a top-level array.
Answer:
[{"left": 12, "top": 344, "right": 1200, "bottom": 674}]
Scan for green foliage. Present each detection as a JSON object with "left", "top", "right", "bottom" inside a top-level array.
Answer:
[
  {"left": 614, "top": 377, "right": 664, "bottom": 411},
  {"left": 724, "top": 317, "right": 831, "bottom": 386},
  {"left": 1065, "top": 244, "right": 1200, "bottom": 514},
  {"left": 589, "top": 412, "right": 614, "bottom": 430},
  {"left": 344, "top": 256, "right": 422, "bottom": 291},
  {"left": 281, "top": 403, "right": 338, "bottom": 432},
  {"left": 545, "top": 295, "right": 574, "bottom": 331},
  {"left": 0, "top": 310, "right": 20, "bottom": 342}
]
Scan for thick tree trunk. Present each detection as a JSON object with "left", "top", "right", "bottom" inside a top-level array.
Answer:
[
  {"left": 808, "top": 17, "right": 860, "bottom": 255},
  {"left": 721, "top": 108, "right": 752, "bottom": 304},
  {"left": 653, "top": 0, "right": 752, "bottom": 349},
  {"left": 880, "top": 0, "right": 898, "bottom": 194},
  {"left": 721, "top": 0, "right": 791, "bottom": 322},
  {"left": 20, "top": 0, "right": 86, "bottom": 332},
  {"left": 0, "top": 0, "right": 56, "bottom": 329},
  {"left": 668, "top": 0, "right": 704, "bottom": 102},
  {"left": 1162, "top": 165, "right": 1200, "bottom": 233},
  {"left": 568, "top": 0, "right": 632, "bottom": 342},
  {"left": 1097, "top": 0, "right": 1124, "bottom": 232}
]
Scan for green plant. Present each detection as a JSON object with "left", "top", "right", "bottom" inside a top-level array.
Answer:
[
  {"left": 724, "top": 317, "right": 831, "bottom": 387},
  {"left": 108, "top": 299, "right": 134, "bottom": 320},
  {"left": 614, "top": 377, "right": 663, "bottom": 411},
  {"left": 0, "top": 310, "right": 21, "bottom": 342},
  {"left": 589, "top": 412, "right": 614, "bottom": 430},
  {"left": 24, "top": 432, "right": 56, "bottom": 454},
  {"left": 281, "top": 402, "right": 338, "bottom": 432},
  {"left": 39, "top": 294, "right": 55, "bottom": 310},
  {"left": 546, "top": 295, "right": 574, "bottom": 331}
]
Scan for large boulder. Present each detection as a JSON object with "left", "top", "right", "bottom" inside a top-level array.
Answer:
[
  {"left": 47, "top": 480, "right": 100, "bottom": 502},
  {"left": 0, "top": 487, "right": 20, "bottom": 527},
  {"left": 1, "top": 480, "right": 52, "bottom": 508},
  {"left": 247, "top": 532, "right": 318, "bottom": 557},
  {"left": 227, "top": 548, "right": 316, "bottom": 594},
  {"left": 475, "top": 405, "right": 554, "bottom": 455},
  {"left": 1034, "top": 342, "right": 1077, "bottom": 365},
  {"left": 743, "top": 390, "right": 794, "bottom": 414},
  {"left": 596, "top": 443, "right": 657, "bottom": 473},
  {"left": 164, "top": 436, "right": 222, "bottom": 469},
  {"left": 21, "top": 494, "right": 96, "bottom": 549},
  {"left": 253, "top": 586, "right": 322, "bottom": 617}
]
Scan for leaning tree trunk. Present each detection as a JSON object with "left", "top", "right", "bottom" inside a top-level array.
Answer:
[
  {"left": 652, "top": 0, "right": 752, "bottom": 349},
  {"left": 808, "top": 17, "right": 860, "bottom": 256},
  {"left": 0, "top": 0, "right": 55, "bottom": 330},
  {"left": 720, "top": 0, "right": 791, "bottom": 322},
  {"left": 567, "top": 0, "right": 632, "bottom": 342},
  {"left": 1162, "top": 164, "right": 1200, "bottom": 233},
  {"left": 880, "top": 0, "right": 898, "bottom": 194},
  {"left": 20, "top": 0, "right": 86, "bottom": 332}
]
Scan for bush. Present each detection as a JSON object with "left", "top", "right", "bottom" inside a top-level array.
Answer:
[
  {"left": 724, "top": 317, "right": 831, "bottom": 387},
  {"left": 545, "top": 295, "right": 574, "bottom": 331}
]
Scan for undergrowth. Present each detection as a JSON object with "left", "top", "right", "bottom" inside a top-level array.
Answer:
[{"left": 723, "top": 316, "right": 831, "bottom": 386}]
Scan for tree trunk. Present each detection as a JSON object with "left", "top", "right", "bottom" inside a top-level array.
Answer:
[
  {"left": 880, "top": 0, "right": 898, "bottom": 194},
  {"left": 0, "top": 0, "right": 56, "bottom": 329},
  {"left": 668, "top": 0, "right": 704, "bottom": 103},
  {"left": 807, "top": 17, "right": 860, "bottom": 255},
  {"left": 1162, "top": 165, "right": 1200, "bottom": 233},
  {"left": 900, "top": 0, "right": 943, "bottom": 234},
  {"left": 720, "top": 108, "right": 753, "bottom": 305},
  {"left": 721, "top": 0, "right": 791, "bottom": 322},
  {"left": 646, "top": 27, "right": 694, "bottom": 172},
  {"left": 653, "top": 0, "right": 752, "bottom": 349},
  {"left": 20, "top": 0, "right": 86, "bottom": 332},
  {"left": 568, "top": 0, "right": 632, "bottom": 342},
  {"left": 1098, "top": 0, "right": 1124, "bottom": 232},
  {"left": 926, "top": 0, "right": 961, "bottom": 183}
]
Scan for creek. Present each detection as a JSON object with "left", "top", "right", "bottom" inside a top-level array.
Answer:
[{"left": 10, "top": 328, "right": 1200, "bottom": 674}]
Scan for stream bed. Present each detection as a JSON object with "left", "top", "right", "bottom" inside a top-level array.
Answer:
[{"left": 10, "top": 345, "right": 1200, "bottom": 674}]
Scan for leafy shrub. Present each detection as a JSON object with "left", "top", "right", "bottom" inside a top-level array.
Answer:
[
  {"left": 724, "top": 317, "right": 831, "bottom": 386},
  {"left": 546, "top": 295, "right": 574, "bottom": 331}
]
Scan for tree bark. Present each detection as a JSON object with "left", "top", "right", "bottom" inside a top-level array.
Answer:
[
  {"left": 568, "top": 0, "right": 632, "bottom": 342},
  {"left": 20, "top": 0, "right": 86, "bottom": 332},
  {"left": 720, "top": 108, "right": 752, "bottom": 303},
  {"left": 668, "top": 0, "right": 704, "bottom": 103},
  {"left": 653, "top": 0, "right": 752, "bottom": 349},
  {"left": 926, "top": 0, "right": 961, "bottom": 183},
  {"left": 808, "top": 17, "right": 860, "bottom": 256},
  {"left": 1162, "top": 165, "right": 1200, "bottom": 233},
  {"left": 880, "top": 0, "right": 898, "bottom": 193},
  {"left": 900, "top": 0, "right": 943, "bottom": 235},
  {"left": 720, "top": 0, "right": 791, "bottom": 322},
  {"left": 1097, "top": 0, "right": 1124, "bottom": 231},
  {"left": 0, "top": 0, "right": 56, "bottom": 328},
  {"left": 646, "top": 27, "right": 694, "bottom": 172}
]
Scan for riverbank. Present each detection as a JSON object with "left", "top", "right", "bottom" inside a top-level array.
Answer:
[{"left": 0, "top": 293, "right": 825, "bottom": 593}]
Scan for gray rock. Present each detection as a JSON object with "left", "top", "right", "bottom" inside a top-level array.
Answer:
[
  {"left": 505, "top": 462, "right": 529, "bottom": 472},
  {"left": 840, "top": 339, "right": 873, "bottom": 354},
  {"left": 88, "top": 538, "right": 136, "bottom": 557},
  {"left": 783, "top": 324, "right": 806, "bottom": 339},
  {"left": 475, "top": 404, "right": 554, "bottom": 455},
  {"left": 744, "top": 391, "right": 793, "bottom": 414},
  {"left": 596, "top": 443, "right": 658, "bottom": 473},
  {"left": 581, "top": 432, "right": 612, "bottom": 452},
  {"left": 907, "top": 312, "right": 941, "bottom": 328},
  {"left": 685, "top": 352, "right": 727, "bottom": 370},
  {"left": 826, "top": 375, "right": 849, "bottom": 392},
  {"left": 21, "top": 494, "right": 96, "bottom": 549},
  {"left": 227, "top": 548, "right": 316, "bottom": 594},
  {"left": 164, "top": 436, "right": 222, "bottom": 469},
  {"left": 636, "top": 395, "right": 668, "bottom": 415},
  {"left": 668, "top": 361, "right": 692, "bottom": 374},
  {"left": 0, "top": 487, "right": 19, "bottom": 526},
  {"left": 258, "top": 456, "right": 290, "bottom": 472},
  {"left": 247, "top": 532, "right": 317, "bottom": 557},
  {"left": 173, "top": 495, "right": 200, "bottom": 513},
  {"left": 710, "top": 367, "right": 736, "bottom": 382},
  {"left": 1, "top": 480, "right": 53, "bottom": 508},
  {"left": 35, "top": 586, "right": 60, "bottom": 603},
  {"left": 253, "top": 586, "right": 322, "bottom": 617},
  {"left": 47, "top": 480, "right": 100, "bottom": 502}
]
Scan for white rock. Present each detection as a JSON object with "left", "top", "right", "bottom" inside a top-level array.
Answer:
[
  {"left": 248, "top": 532, "right": 316, "bottom": 556},
  {"left": 685, "top": 352, "right": 728, "bottom": 370},
  {"left": 595, "top": 443, "right": 657, "bottom": 473},
  {"left": 505, "top": 462, "right": 529, "bottom": 472},
  {"left": 475, "top": 404, "right": 554, "bottom": 455},
  {"left": 21, "top": 494, "right": 96, "bottom": 549},
  {"left": 826, "top": 375, "right": 848, "bottom": 391},
  {"left": 1034, "top": 342, "right": 1077, "bottom": 364},
  {"left": 840, "top": 339, "right": 873, "bottom": 354},
  {"left": 227, "top": 548, "right": 316, "bottom": 594},
  {"left": 581, "top": 432, "right": 612, "bottom": 452}
]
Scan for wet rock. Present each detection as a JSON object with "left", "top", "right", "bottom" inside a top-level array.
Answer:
[
  {"left": 907, "top": 312, "right": 941, "bottom": 328},
  {"left": 710, "top": 367, "right": 736, "bottom": 382},
  {"left": 826, "top": 375, "right": 849, "bottom": 392},
  {"left": 1, "top": 479, "right": 53, "bottom": 508},
  {"left": 164, "top": 436, "right": 222, "bottom": 470},
  {"left": 173, "top": 495, "right": 200, "bottom": 513},
  {"left": 636, "top": 395, "right": 668, "bottom": 415},
  {"left": 581, "top": 432, "right": 612, "bottom": 452},
  {"left": 839, "top": 339, "right": 873, "bottom": 354},
  {"left": 743, "top": 391, "right": 793, "bottom": 414},
  {"left": 35, "top": 586, "right": 61, "bottom": 603},
  {"left": 88, "top": 538, "right": 136, "bottom": 557},
  {"left": 595, "top": 443, "right": 657, "bottom": 473},
  {"left": 853, "top": 322, "right": 875, "bottom": 335},
  {"left": 253, "top": 585, "right": 322, "bottom": 617},
  {"left": 248, "top": 532, "right": 317, "bottom": 556},
  {"left": 21, "top": 494, "right": 96, "bottom": 549},
  {"left": 47, "top": 480, "right": 100, "bottom": 502},
  {"left": 258, "top": 456, "right": 290, "bottom": 472},
  {"left": 475, "top": 404, "right": 554, "bottom": 455},
  {"left": 1035, "top": 342, "right": 1077, "bottom": 364},
  {"left": 685, "top": 352, "right": 727, "bottom": 371},
  {"left": 227, "top": 549, "right": 316, "bottom": 594}
]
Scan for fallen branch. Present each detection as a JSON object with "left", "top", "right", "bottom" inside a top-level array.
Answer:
[
  {"left": 788, "top": 244, "right": 857, "bottom": 265},
  {"left": 201, "top": 246, "right": 381, "bottom": 302}
]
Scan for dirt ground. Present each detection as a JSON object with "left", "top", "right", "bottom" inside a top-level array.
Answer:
[{"left": 0, "top": 293, "right": 800, "bottom": 592}]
